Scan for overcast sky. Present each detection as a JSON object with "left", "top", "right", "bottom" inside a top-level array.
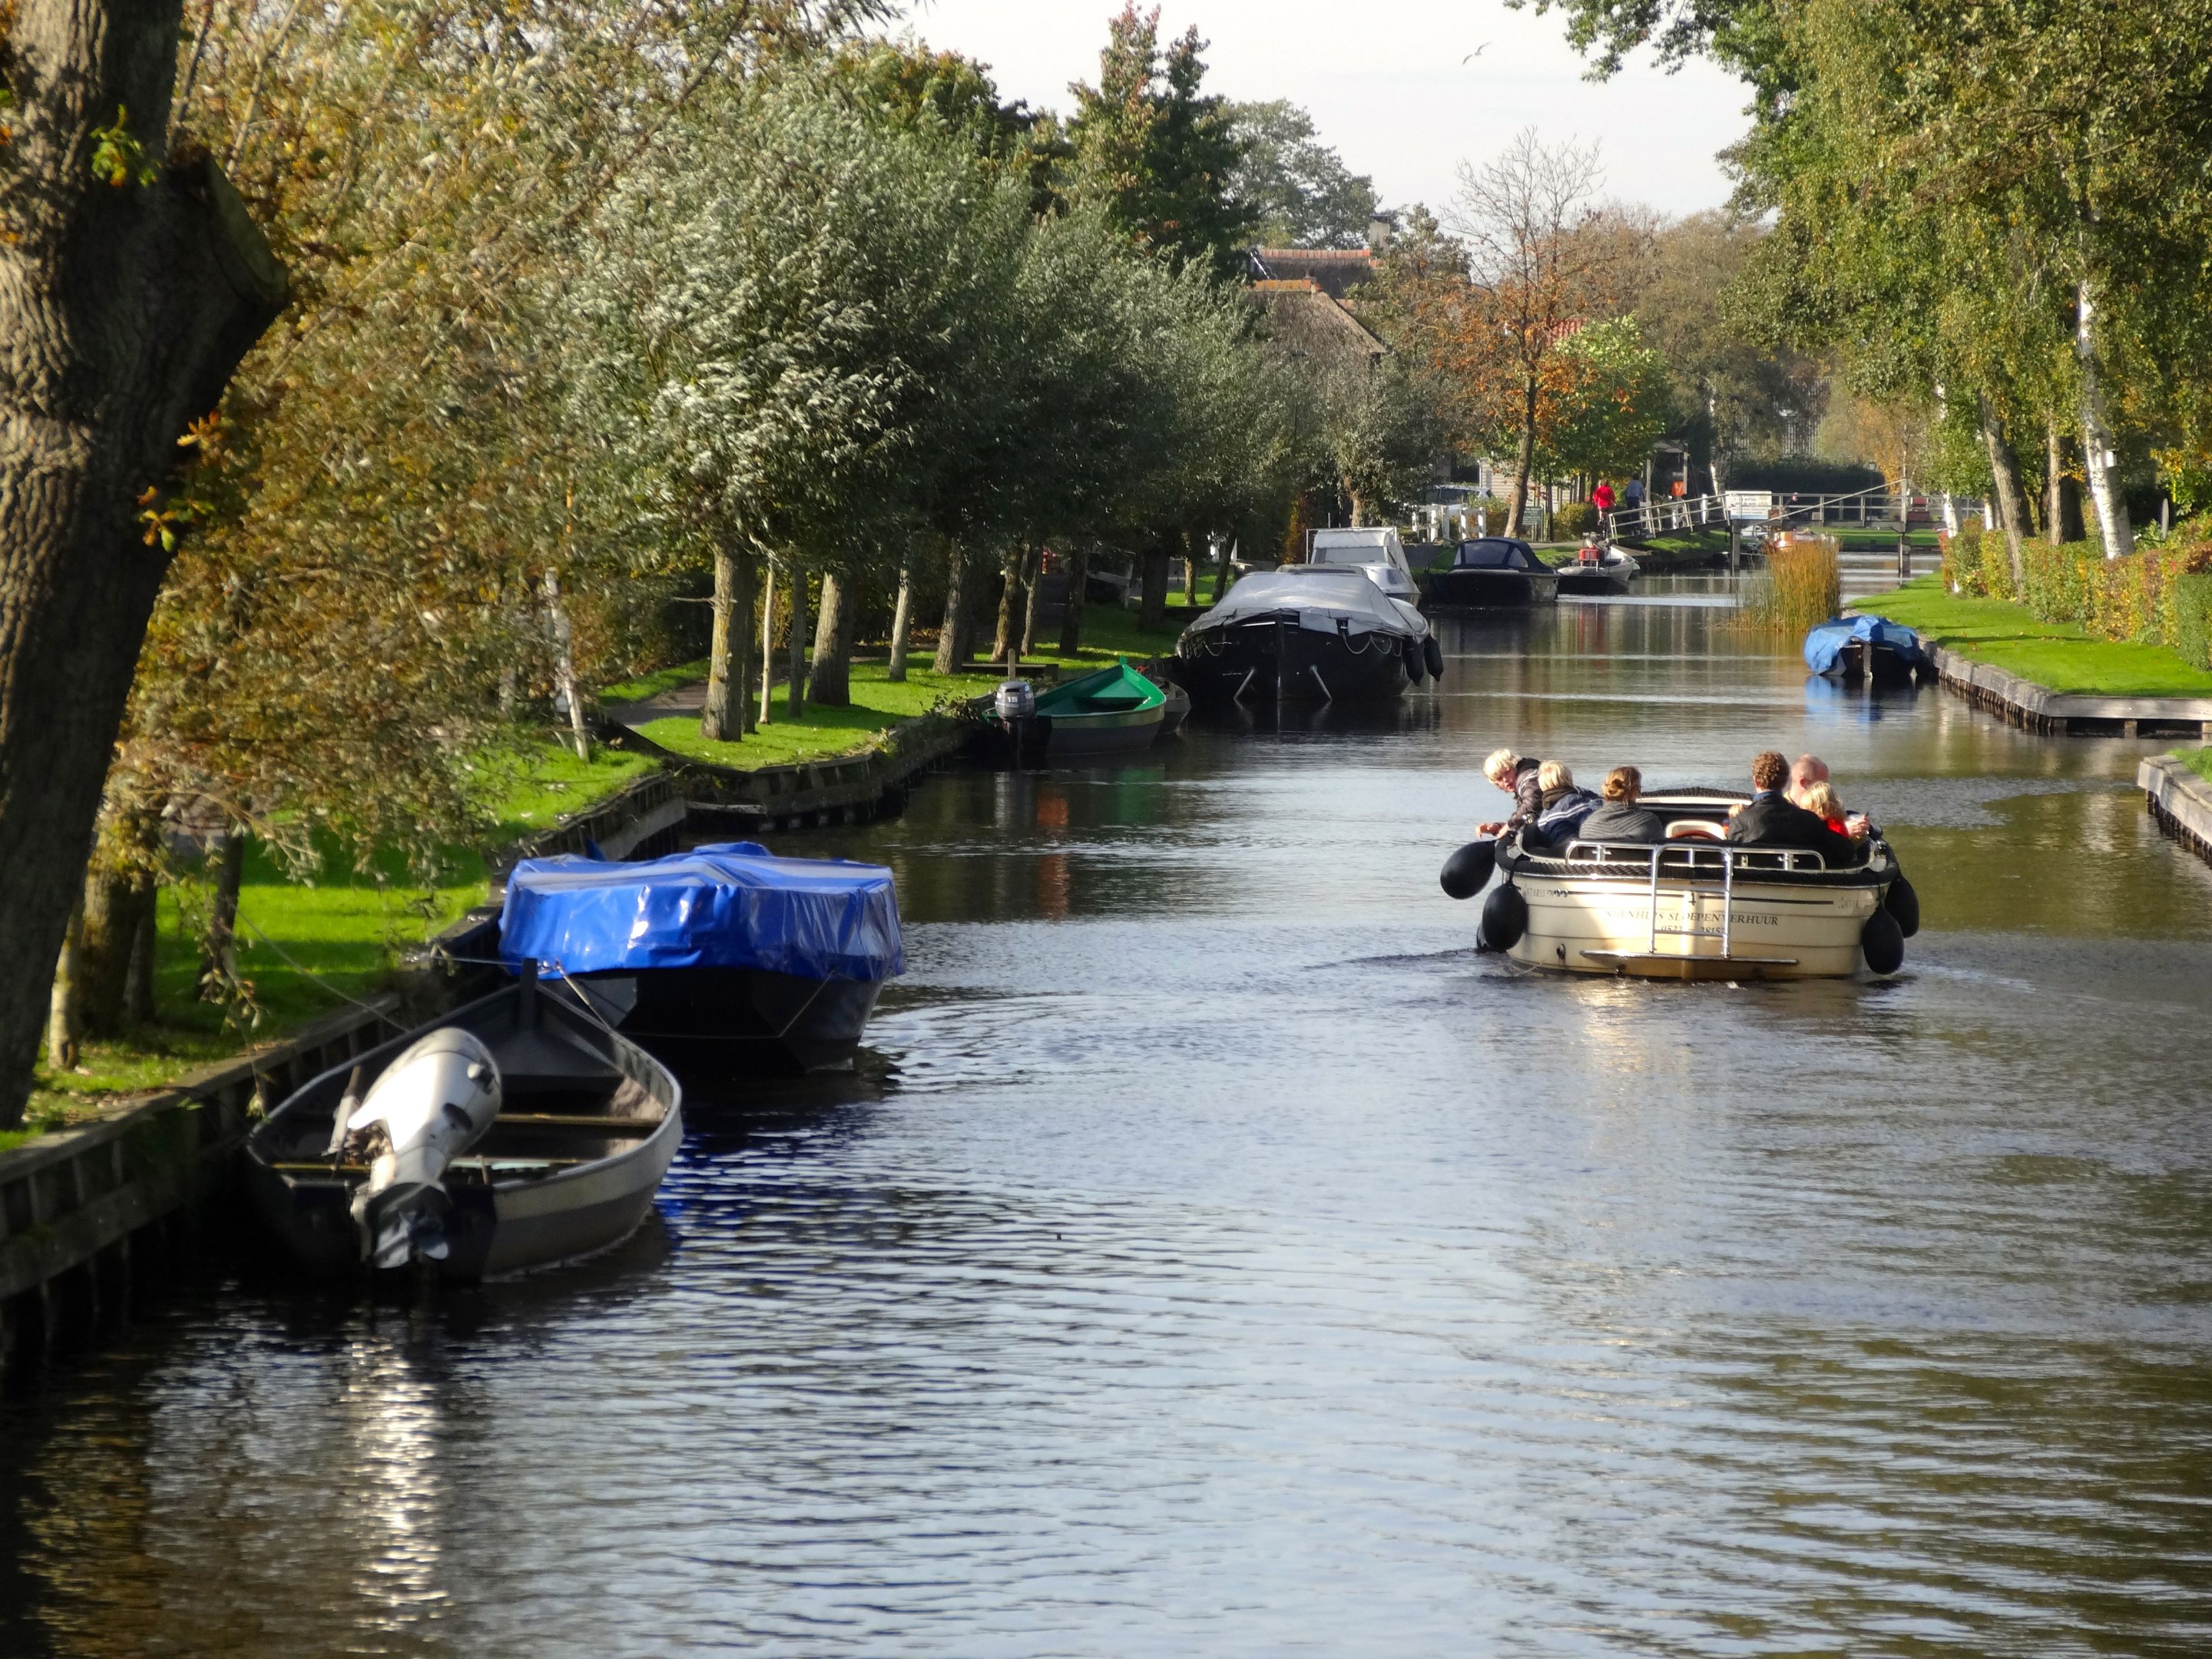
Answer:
[{"left": 894, "top": 0, "right": 1754, "bottom": 222}]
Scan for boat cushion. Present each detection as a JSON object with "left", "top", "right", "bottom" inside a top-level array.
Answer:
[{"left": 500, "top": 843, "right": 903, "bottom": 982}]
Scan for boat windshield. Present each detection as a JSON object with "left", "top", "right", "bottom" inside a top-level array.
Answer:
[{"left": 1454, "top": 538, "right": 1536, "bottom": 570}]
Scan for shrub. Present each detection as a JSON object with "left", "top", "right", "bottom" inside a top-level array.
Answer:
[
  {"left": 1941, "top": 525, "right": 1985, "bottom": 594},
  {"left": 1553, "top": 502, "right": 1597, "bottom": 538},
  {"left": 2176, "top": 573, "right": 2212, "bottom": 670},
  {"left": 1740, "top": 533, "right": 1840, "bottom": 635}
]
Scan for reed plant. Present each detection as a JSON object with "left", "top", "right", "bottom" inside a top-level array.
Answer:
[{"left": 1736, "top": 533, "right": 1842, "bottom": 634}]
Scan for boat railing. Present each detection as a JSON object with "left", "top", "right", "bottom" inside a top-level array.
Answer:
[{"left": 1561, "top": 840, "right": 1828, "bottom": 876}]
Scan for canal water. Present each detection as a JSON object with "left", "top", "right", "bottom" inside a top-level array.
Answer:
[{"left": 6, "top": 577, "right": 2212, "bottom": 1657}]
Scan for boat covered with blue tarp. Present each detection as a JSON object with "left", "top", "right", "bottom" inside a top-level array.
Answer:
[
  {"left": 1803, "top": 614, "right": 1927, "bottom": 683},
  {"left": 498, "top": 843, "right": 902, "bottom": 1078}
]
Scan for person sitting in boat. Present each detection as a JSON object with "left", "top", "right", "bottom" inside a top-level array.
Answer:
[
  {"left": 1729, "top": 750, "right": 1862, "bottom": 862},
  {"left": 1578, "top": 765, "right": 1664, "bottom": 843},
  {"left": 1476, "top": 748, "right": 1545, "bottom": 838},
  {"left": 1801, "top": 780, "right": 1850, "bottom": 836},
  {"left": 1532, "top": 760, "right": 1602, "bottom": 843},
  {"left": 1790, "top": 753, "right": 1871, "bottom": 840}
]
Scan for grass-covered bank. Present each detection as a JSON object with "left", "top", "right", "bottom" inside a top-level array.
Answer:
[{"left": 1853, "top": 575, "right": 2212, "bottom": 697}]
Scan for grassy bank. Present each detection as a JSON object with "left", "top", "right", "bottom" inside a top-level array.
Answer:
[
  {"left": 1853, "top": 575, "right": 2212, "bottom": 697},
  {"left": 2174, "top": 747, "right": 2212, "bottom": 783}
]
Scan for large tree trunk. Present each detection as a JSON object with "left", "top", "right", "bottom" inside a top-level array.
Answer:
[
  {"left": 701, "top": 540, "right": 744, "bottom": 741},
  {"left": 1507, "top": 375, "right": 1538, "bottom": 535},
  {"left": 0, "top": 2, "right": 289, "bottom": 1126},
  {"left": 1182, "top": 540, "right": 1200, "bottom": 603},
  {"left": 200, "top": 830, "right": 246, "bottom": 1001},
  {"left": 991, "top": 542, "right": 1025, "bottom": 666},
  {"left": 756, "top": 558, "right": 778, "bottom": 726},
  {"left": 807, "top": 569, "right": 853, "bottom": 706},
  {"left": 78, "top": 806, "right": 160, "bottom": 1038},
  {"left": 1139, "top": 533, "right": 1171, "bottom": 631},
  {"left": 2048, "top": 421, "right": 2086, "bottom": 544},
  {"left": 933, "top": 541, "right": 972, "bottom": 674},
  {"left": 1058, "top": 544, "right": 1090, "bottom": 656},
  {"left": 1021, "top": 545, "right": 1045, "bottom": 658},
  {"left": 124, "top": 888, "right": 157, "bottom": 1026},
  {"left": 48, "top": 903, "right": 82, "bottom": 1073},
  {"left": 886, "top": 544, "right": 913, "bottom": 683},
  {"left": 541, "top": 570, "right": 589, "bottom": 760},
  {"left": 2076, "top": 278, "right": 2134, "bottom": 558},
  {"left": 1979, "top": 394, "right": 2029, "bottom": 593},
  {"left": 784, "top": 564, "right": 808, "bottom": 720}
]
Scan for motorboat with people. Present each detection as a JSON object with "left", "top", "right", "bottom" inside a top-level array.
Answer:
[
  {"left": 1804, "top": 614, "right": 1927, "bottom": 685},
  {"left": 498, "top": 841, "right": 903, "bottom": 1078},
  {"left": 1440, "top": 788, "right": 1918, "bottom": 980},
  {"left": 1426, "top": 536, "right": 1559, "bottom": 608},
  {"left": 1554, "top": 539, "right": 1641, "bottom": 597},
  {"left": 245, "top": 974, "right": 682, "bottom": 1279},
  {"left": 1176, "top": 565, "right": 1442, "bottom": 704}
]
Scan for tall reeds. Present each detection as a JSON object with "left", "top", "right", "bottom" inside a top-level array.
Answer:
[{"left": 1737, "top": 533, "right": 1841, "bottom": 634}]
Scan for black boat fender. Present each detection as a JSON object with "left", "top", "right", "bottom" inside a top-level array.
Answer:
[
  {"left": 1884, "top": 872, "right": 1921, "bottom": 938},
  {"left": 1403, "top": 635, "right": 1426, "bottom": 684},
  {"left": 1423, "top": 635, "right": 1445, "bottom": 678},
  {"left": 1439, "top": 839, "right": 1496, "bottom": 899},
  {"left": 1480, "top": 882, "right": 1528, "bottom": 952},
  {"left": 1861, "top": 907, "right": 1905, "bottom": 974}
]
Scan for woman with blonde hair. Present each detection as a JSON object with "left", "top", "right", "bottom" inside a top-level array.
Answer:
[
  {"left": 1578, "top": 765, "right": 1663, "bottom": 843},
  {"left": 1477, "top": 747, "right": 1545, "bottom": 836}
]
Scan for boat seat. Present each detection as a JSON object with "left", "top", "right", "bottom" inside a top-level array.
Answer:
[{"left": 1666, "top": 820, "right": 1727, "bottom": 839}]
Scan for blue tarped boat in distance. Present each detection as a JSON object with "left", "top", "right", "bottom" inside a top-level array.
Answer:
[
  {"left": 499, "top": 843, "right": 902, "bottom": 1079},
  {"left": 1804, "top": 614, "right": 1928, "bottom": 684}
]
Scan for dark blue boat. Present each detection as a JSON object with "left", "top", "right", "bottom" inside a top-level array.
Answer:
[
  {"left": 1804, "top": 615, "right": 1927, "bottom": 684},
  {"left": 499, "top": 842, "right": 902, "bottom": 1079}
]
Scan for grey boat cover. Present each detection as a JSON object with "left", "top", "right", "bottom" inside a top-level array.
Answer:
[{"left": 1187, "top": 568, "right": 1425, "bottom": 640}]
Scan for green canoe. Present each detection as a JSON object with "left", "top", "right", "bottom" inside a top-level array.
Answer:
[{"left": 1032, "top": 658, "right": 1167, "bottom": 758}]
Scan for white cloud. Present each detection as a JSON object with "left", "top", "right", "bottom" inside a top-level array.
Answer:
[{"left": 896, "top": 0, "right": 1754, "bottom": 218}]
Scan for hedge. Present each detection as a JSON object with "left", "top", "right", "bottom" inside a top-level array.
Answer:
[{"left": 1939, "top": 524, "right": 2212, "bottom": 667}]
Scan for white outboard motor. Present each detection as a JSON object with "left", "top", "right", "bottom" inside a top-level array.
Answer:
[{"left": 343, "top": 1028, "right": 502, "bottom": 1269}]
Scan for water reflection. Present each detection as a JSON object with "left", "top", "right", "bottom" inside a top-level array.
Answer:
[{"left": 5, "top": 588, "right": 2212, "bottom": 1655}]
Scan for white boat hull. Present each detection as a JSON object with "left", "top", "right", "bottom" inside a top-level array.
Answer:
[{"left": 1507, "top": 870, "right": 1881, "bottom": 980}]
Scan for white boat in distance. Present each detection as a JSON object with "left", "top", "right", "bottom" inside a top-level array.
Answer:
[{"left": 1490, "top": 789, "right": 1915, "bottom": 980}]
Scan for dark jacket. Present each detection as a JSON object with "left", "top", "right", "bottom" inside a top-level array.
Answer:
[
  {"left": 1578, "top": 800, "right": 1664, "bottom": 843},
  {"left": 1535, "top": 787, "right": 1603, "bottom": 843},
  {"left": 1727, "top": 791, "right": 1862, "bottom": 863},
  {"left": 1501, "top": 758, "right": 1545, "bottom": 833}
]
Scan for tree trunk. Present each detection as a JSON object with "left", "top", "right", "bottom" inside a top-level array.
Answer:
[
  {"left": 808, "top": 569, "right": 853, "bottom": 707},
  {"left": 991, "top": 542, "right": 1025, "bottom": 665},
  {"left": 78, "top": 808, "right": 160, "bottom": 1038},
  {"left": 756, "top": 558, "right": 778, "bottom": 726},
  {"left": 1021, "top": 545, "right": 1045, "bottom": 658},
  {"left": 2076, "top": 278, "right": 2134, "bottom": 558},
  {"left": 933, "top": 541, "right": 972, "bottom": 674},
  {"left": 702, "top": 540, "right": 743, "bottom": 742},
  {"left": 2048, "top": 422, "right": 2086, "bottom": 543},
  {"left": 124, "top": 889, "right": 157, "bottom": 1025},
  {"left": 785, "top": 563, "right": 808, "bottom": 720},
  {"left": 200, "top": 830, "right": 246, "bottom": 1000},
  {"left": 886, "top": 545, "right": 914, "bottom": 683},
  {"left": 48, "top": 902, "right": 82, "bottom": 1073},
  {"left": 542, "top": 570, "right": 590, "bottom": 760},
  {"left": 1140, "top": 534, "right": 1171, "bottom": 631},
  {"left": 1979, "top": 394, "right": 2029, "bottom": 593},
  {"left": 1059, "top": 544, "right": 1090, "bottom": 656},
  {"left": 1507, "top": 375, "right": 1539, "bottom": 535},
  {"left": 1182, "top": 541, "right": 1199, "bottom": 603},
  {"left": 1217, "top": 531, "right": 1237, "bottom": 598},
  {"left": 0, "top": 3, "right": 290, "bottom": 1127}
]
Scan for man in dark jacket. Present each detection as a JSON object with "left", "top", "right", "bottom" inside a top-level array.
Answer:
[
  {"left": 1578, "top": 766, "right": 1664, "bottom": 842},
  {"left": 1728, "top": 750, "right": 1861, "bottom": 863},
  {"left": 1477, "top": 747, "right": 1545, "bottom": 836}
]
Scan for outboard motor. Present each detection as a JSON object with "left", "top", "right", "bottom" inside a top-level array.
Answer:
[
  {"left": 343, "top": 1028, "right": 502, "bottom": 1269},
  {"left": 993, "top": 679, "right": 1036, "bottom": 721}
]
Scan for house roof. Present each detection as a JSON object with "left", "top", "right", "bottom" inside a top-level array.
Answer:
[
  {"left": 1246, "top": 278, "right": 1386, "bottom": 365},
  {"left": 1247, "top": 247, "right": 1379, "bottom": 300}
]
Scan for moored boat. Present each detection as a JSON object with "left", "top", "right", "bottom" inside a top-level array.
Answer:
[
  {"left": 498, "top": 842, "right": 903, "bottom": 1078},
  {"left": 1554, "top": 544, "right": 1641, "bottom": 596},
  {"left": 1463, "top": 789, "right": 1915, "bottom": 980},
  {"left": 246, "top": 975, "right": 682, "bottom": 1280},
  {"left": 1427, "top": 536, "right": 1559, "bottom": 608},
  {"left": 1805, "top": 615, "right": 1926, "bottom": 684},
  {"left": 1032, "top": 658, "right": 1167, "bottom": 757},
  {"left": 1177, "top": 566, "right": 1438, "bottom": 704}
]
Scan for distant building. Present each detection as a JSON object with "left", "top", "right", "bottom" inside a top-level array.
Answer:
[
  {"left": 1245, "top": 247, "right": 1379, "bottom": 300},
  {"left": 1246, "top": 277, "right": 1385, "bottom": 368}
]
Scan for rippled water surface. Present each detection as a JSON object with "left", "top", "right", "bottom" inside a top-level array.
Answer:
[{"left": 7, "top": 577, "right": 2212, "bottom": 1657}]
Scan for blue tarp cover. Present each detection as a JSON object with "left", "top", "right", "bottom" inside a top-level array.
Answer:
[
  {"left": 500, "top": 843, "right": 903, "bottom": 982},
  {"left": 1803, "top": 614, "right": 1927, "bottom": 675}
]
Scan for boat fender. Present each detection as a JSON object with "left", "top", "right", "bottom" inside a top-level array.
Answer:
[
  {"left": 1883, "top": 873, "right": 1920, "bottom": 938},
  {"left": 1860, "top": 907, "right": 1905, "bottom": 975},
  {"left": 1402, "top": 635, "right": 1426, "bottom": 684},
  {"left": 1439, "top": 839, "right": 1495, "bottom": 899},
  {"left": 1481, "top": 882, "right": 1528, "bottom": 951},
  {"left": 1423, "top": 635, "right": 1445, "bottom": 679}
]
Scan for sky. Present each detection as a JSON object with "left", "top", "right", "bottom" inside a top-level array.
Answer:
[{"left": 892, "top": 0, "right": 1756, "bottom": 222}]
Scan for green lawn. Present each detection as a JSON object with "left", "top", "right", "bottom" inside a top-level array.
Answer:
[
  {"left": 2175, "top": 747, "right": 2212, "bottom": 783},
  {"left": 1853, "top": 575, "right": 2212, "bottom": 697}
]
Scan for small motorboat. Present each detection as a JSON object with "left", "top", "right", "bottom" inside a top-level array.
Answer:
[
  {"left": 1806, "top": 614, "right": 1926, "bottom": 684},
  {"left": 1426, "top": 537, "right": 1559, "bottom": 608},
  {"left": 245, "top": 975, "right": 682, "bottom": 1279},
  {"left": 1306, "top": 527, "right": 1425, "bottom": 606},
  {"left": 498, "top": 842, "right": 902, "bottom": 1078},
  {"left": 1554, "top": 540, "right": 1641, "bottom": 597},
  {"left": 1032, "top": 658, "right": 1167, "bottom": 758},
  {"left": 1157, "top": 679, "right": 1191, "bottom": 738},
  {"left": 1449, "top": 788, "right": 1916, "bottom": 981},
  {"left": 1177, "top": 566, "right": 1441, "bottom": 704}
]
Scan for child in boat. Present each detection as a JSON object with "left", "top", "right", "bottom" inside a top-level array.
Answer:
[
  {"left": 1802, "top": 780, "right": 1848, "bottom": 836},
  {"left": 1533, "top": 761, "right": 1602, "bottom": 843}
]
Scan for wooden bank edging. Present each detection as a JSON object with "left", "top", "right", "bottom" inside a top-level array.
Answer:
[
  {"left": 2139, "top": 756, "right": 2212, "bottom": 866},
  {"left": 0, "top": 995, "right": 402, "bottom": 1371},
  {"left": 678, "top": 708, "right": 969, "bottom": 833},
  {"left": 1916, "top": 643, "right": 2212, "bottom": 739}
]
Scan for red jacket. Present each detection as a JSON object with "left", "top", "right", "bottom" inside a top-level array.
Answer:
[{"left": 1592, "top": 484, "right": 1616, "bottom": 512}]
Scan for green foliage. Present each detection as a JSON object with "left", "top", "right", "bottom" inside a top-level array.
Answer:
[
  {"left": 1541, "top": 316, "right": 1669, "bottom": 479},
  {"left": 1737, "top": 534, "right": 1840, "bottom": 634},
  {"left": 88, "top": 104, "right": 155, "bottom": 187},
  {"left": 2176, "top": 575, "right": 2212, "bottom": 671},
  {"left": 1225, "top": 99, "right": 1379, "bottom": 250},
  {"left": 1554, "top": 502, "right": 1597, "bottom": 538},
  {"left": 1859, "top": 575, "right": 2212, "bottom": 695}
]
